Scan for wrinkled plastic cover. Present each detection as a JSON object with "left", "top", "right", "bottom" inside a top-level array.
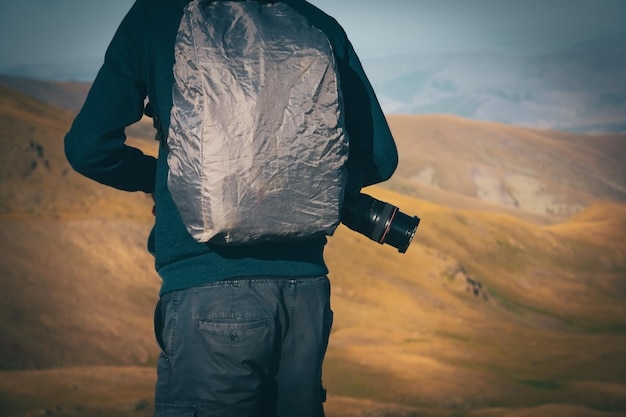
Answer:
[{"left": 167, "top": 0, "right": 349, "bottom": 244}]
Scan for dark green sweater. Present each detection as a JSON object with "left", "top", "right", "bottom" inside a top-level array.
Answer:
[{"left": 64, "top": 0, "right": 398, "bottom": 295}]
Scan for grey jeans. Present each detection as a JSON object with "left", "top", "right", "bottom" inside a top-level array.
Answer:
[{"left": 153, "top": 276, "right": 333, "bottom": 417}]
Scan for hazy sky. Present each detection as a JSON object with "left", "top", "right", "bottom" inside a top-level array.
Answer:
[{"left": 1, "top": 0, "right": 625, "bottom": 75}]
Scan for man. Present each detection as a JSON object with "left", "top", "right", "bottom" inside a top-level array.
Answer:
[{"left": 65, "top": 0, "right": 398, "bottom": 415}]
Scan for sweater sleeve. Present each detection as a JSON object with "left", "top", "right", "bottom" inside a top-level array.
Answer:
[
  {"left": 341, "top": 40, "right": 398, "bottom": 190},
  {"left": 64, "top": 0, "right": 156, "bottom": 193},
  {"left": 287, "top": 1, "right": 398, "bottom": 193}
]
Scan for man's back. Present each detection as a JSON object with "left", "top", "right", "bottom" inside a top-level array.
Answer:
[
  {"left": 65, "top": 0, "right": 396, "bottom": 294},
  {"left": 64, "top": 2, "right": 398, "bottom": 412}
]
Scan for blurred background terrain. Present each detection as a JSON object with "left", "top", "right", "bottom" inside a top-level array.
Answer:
[
  {"left": 1, "top": 2, "right": 626, "bottom": 415},
  {"left": 0, "top": 77, "right": 624, "bottom": 416}
]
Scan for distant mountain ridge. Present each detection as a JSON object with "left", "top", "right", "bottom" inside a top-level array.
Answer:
[
  {"left": 363, "top": 32, "right": 626, "bottom": 133},
  {"left": 0, "top": 74, "right": 90, "bottom": 113},
  {"left": 0, "top": 57, "right": 103, "bottom": 84},
  {"left": 1, "top": 33, "right": 624, "bottom": 134}
]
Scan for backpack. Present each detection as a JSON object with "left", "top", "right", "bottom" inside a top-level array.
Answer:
[{"left": 167, "top": 0, "right": 349, "bottom": 244}]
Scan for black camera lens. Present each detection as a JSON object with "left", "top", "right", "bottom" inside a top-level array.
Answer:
[{"left": 341, "top": 193, "right": 420, "bottom": 253}]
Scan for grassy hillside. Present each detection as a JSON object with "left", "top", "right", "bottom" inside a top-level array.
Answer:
[
  {"left": 386, "top": 114, "right": 626, "bottom": 222},
  {"left": 0, "top": 84, "right": 625, "bottom": 417},
  {"left": 0, "top": 85, "right": 161, "bottom": 370},
  {"left": 0, "top": 83, "right": 157, "bottom": 219},
  {"left": 0, "top": 75, "right": 91, "bottom": 113},
  {"left": 323, "top": 186, "right": 626, "bottom": 414}
]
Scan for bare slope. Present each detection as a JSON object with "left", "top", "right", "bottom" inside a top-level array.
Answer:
[
  {"left": 322, "top": 185, "right": 626, "bottom": 412},
  {"left": 0, "top": 85, "right": 161, "bottom": 369},
  {"left": 0, "top": 83, "right": 157, "bottom": 219},
  {"left": 0, "top": 74, "right": 91, "bottom": 113},
  {"left": 386, "top": 114, "right": 626, "bottom": 222}
]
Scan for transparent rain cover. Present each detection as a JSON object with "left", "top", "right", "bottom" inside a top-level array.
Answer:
[{"left": 167, "top": 0, "right": 349, "bottom": 244}]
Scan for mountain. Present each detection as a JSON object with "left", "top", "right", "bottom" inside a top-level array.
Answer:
[
  {"left": 0, "top": 84, "right": 160, "bottom": 370},
  {"left": 384, "top": 114, "right": 626, "bottom": 222},
  {"left": 0, "top": 74, "right": 91, "bottom": 113},
  {"left": 0, "top": 57, "right": 104, "bottom": 84},
  {"left": 2, "top": 77, "right": 624, "bottom": 223},
  {"left": 0, "top": 83, "right": 156, "bottom": 219},
  {"left": 363, "top": 33, "right": 626, "bottom": 133},
  {"left": 0, "top": 75, "right": 162, "bottom": 140},
  {"left": 0, "top": 84, "right": 625, "bottom": 417}
]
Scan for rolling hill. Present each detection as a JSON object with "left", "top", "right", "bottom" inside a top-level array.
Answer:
[
  {"left": 385, "top": 114, "right": 626, "bottom": 222},
  {"left": 0, "top": 84, "right": 161, "bottom": 371},
  {"left": 0, "top": 84, "right": 625, "bottom": 417},
  {"left": 0, "top": 74, "right": 91, "bottom": 113}
]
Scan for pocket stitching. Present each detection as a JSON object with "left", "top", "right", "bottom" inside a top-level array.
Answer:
[{"left": 197, "top": 317, "right": 268, "bottom": 333}]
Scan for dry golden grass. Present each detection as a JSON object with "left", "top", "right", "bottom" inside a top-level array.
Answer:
[
  {"left": 0, "top": 218, "right": 161, "bottom": 370},
  {"left": 0, "top": 83, "right": 158, "bottom": 220},
  {"left": 321, "top": 186, "right": 626, "bottom": 414},
  {"left": 0, "top": 367, "right": 156, "bottom": 417},
  {"left": 385, "top": 114, "right": 626, "bottom": 222},
  {"left": 0, "top": 84, "right": 625, "bottom": 416}
]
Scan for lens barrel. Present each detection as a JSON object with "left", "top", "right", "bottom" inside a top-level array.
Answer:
[{"left": 341, "top": 193, "right": 420, "bottom": 253}]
